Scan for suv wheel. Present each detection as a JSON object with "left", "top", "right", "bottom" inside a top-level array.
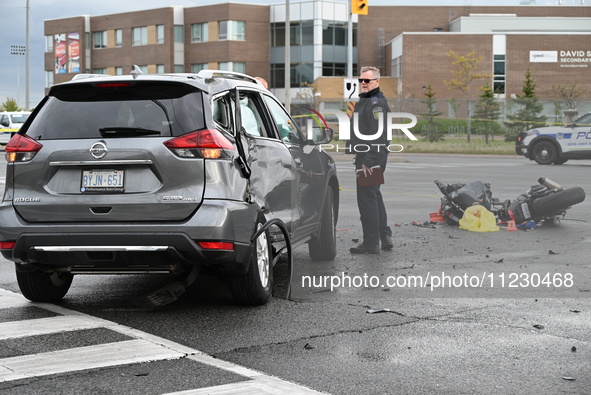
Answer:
[
  {"left": 309, "top": 187, "right": 337, "bottom": 261},
  {"left": 532, "top": 141, "right": 557, "bottom": 165},
  {"left": 229, "top": 218, "right": 273, "bottom": 305},
  {"left": 15, "top": 264, "right": 73, "bottom": 302}
]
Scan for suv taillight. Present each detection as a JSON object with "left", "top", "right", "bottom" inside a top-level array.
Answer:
[
  {"left": 5, "top": 134, "right": 43, "bottom": 163},
  {"left": 164, "top": 129, "right": 234, "bottom": 159}
]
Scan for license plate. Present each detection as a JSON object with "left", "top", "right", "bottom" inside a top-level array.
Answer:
[{"left": 81, "top": 169, "right": 125, "bottom": 192}]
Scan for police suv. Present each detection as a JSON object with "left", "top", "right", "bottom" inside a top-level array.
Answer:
[
  {"left": 0, "top": 112, "right": 31, "bottom": 145},
  {"left": 516, "top": 112, "right": 591, "bottom": 165}
]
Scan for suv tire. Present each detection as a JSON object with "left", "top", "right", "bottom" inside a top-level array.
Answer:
[
  {"left": 309, "top": 187, "right": 337, "bottom": 261},
  {"left": 229, "top": 217, "right": 273, "bottom": 305},
  {"left": 15, "top": 264, "right": 73, "bottom": 302},
  {"left": 532, "top": 141, "right": 558, "bottom": 165}
]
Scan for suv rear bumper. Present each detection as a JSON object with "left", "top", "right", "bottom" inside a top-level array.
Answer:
[{"left": 0, "top": 200, "right": 259, "bottom": 274}]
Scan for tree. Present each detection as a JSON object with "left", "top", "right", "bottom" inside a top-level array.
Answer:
[
  {"left": 419, "top": 85, "right": 444, "bottom": 142},
  {"left": 444, "top": 50, "right": 491, "bottom": 143},
  {"left": 551, "top": 82, "right": 590, "bottom": 123},
  {"left": 505, "top": 69, "right": 546, "bottom": 141},
  {"left": 0, "top": 97, "right": 22, "bottom": 112},
  {"left": 473, "top": 83, "right": 501, "bottom": 144},
  {"left": 551, "top": 82, "right": 589, "bottom": 110},
  {"left": 295, "top": 81, "right": 321, "bottom": 111}
]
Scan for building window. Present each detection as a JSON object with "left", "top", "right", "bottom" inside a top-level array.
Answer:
[
  {"left": 92, "top": 68, "right": 107, "bottom": 74},
  {"left": 157, "top": 64, "right": 164, "bottom": 73},
  {"left": 271, "top": 23, "right": 285, "bottom": 47},
  {"left": 232, "top": 21, "right": 245, "bottom": 41},
  {"left": 174, "top": 64, "right": 184, "bottom": 73},
  {"left": 156, "top": 25, "right": 164, "bottom": 44},
  {"left": 323, "top": 22, "right": 354, "bottom": 46},
  {"left": 233, "top": 62, "right": 246, "bottom": 73},
  {"left": 174, "top": 25, "right": 184, "bottom": 43},
  {"left": 218, "top": 62, "right": 246, "bottom": 73},
  {"left": 322, "top": 62, "right": 351, "bottom": 77},
  {"left": 293, "top": 63, "right": 313, "bottom": 87},
  {"left": 191, "top": 23, "right": 209, "bottom": 43},
  {"left": 115, "top": 67, "right": 123, "bottom": 75},
  {"left": 271, "top": 62, "right": 313, "bottom": 88},
  {"left": 272, "top": 21, "right": 319, "bottom": 47},
  {"left": 219, "top": 21, "right": 228, "bottom": 40},
  {"left": 291, "top": 21, "right": 313, "bottom": 46},
  {"left": 45, "top": 35, "right": 54, "bottom": 52},
  {"left": 493, "top": 54, "right": 506, "bottom": 94},
  {"left": 132, "top": 27, "right": 148, "bottom": 46},
  {"left": 218, "top": 62, "right": 245, "bottom": 73},
  {"left": 271, "top": 64, "right": 284, "bottom": 88},
  {"left": 138, "top": 65, "right": 148, "bottom": 74},
  {"left": 191, "top": 63, "right": 209, "bottom": 73},
  {"left": 272, "top": 21, "right": 314, "bottom": 46},
  {"left": 322, "top": 21, "right": 350, "bottom": 45},
  {"left": 93, "top": 31, "right": 107, "bottom": 49},
  {"left": 115, "top": 29, "right": 122, "bottom": 47},
  {"left": 218, "top": 20, "right": 245, "bottom": 41}
]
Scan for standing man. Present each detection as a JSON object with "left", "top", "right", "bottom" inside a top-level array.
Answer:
[{"left": 347, "top": 66, "right": 393, "bottom": 254}]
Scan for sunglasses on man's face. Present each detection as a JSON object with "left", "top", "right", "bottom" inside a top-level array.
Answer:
[{"left": 358, "top": 78, "right": 378, "bottom": 84}]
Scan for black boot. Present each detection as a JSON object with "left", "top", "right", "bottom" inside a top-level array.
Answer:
[
  {"left": 350, "top": 243, "right": 380, "bottom": 254},
  {"left": 381, "top": 235, "right": 394, "bottom": 251}
]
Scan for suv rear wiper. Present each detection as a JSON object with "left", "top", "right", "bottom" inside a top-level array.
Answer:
[{"left": 99, "top": 127, "right": 161, "bottom": 137}]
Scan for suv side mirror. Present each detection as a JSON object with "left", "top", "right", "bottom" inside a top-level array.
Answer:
[
  {"left": 307, "top": 126, "right": 333, "bottom": 145},
  {"left": 0, "top": 120, "right": 9, "bottom": 127}
]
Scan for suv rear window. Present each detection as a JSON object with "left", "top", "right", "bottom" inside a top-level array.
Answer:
[{"left": 26, "top": 81, "right": 206, "bottom": 140}]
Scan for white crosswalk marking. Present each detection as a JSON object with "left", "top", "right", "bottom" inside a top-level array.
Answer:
[
  {"left": 0, "top": 289, "right": 324, "bottom": 394},
  {"left": 0, "top": 339, "right": 184, "bottom": 382},
  {"left": 0, "top": 315, "right": 103, "bottom": 340}
]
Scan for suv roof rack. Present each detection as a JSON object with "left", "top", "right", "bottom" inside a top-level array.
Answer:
[
  {"left": 197, "top": 70, "right": 261, "bottom": 86},
  {"left": 71, "top": 73, "right": 112, "bottom": 81}
]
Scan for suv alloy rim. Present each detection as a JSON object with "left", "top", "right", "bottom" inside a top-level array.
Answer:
[{"left": 256, "top": 224, "right": 270, "bottom": 288}]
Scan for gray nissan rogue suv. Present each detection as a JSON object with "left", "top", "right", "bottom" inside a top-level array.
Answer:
[{"left": 0, "top": 70, "right": 339, "bottom": 305}]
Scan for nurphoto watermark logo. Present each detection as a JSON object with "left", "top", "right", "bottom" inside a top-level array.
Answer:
[{"left": 306, "top": 110, "right": 419, "bottom": 153}]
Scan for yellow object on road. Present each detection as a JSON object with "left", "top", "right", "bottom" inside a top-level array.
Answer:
[{"left": 459, "top": 205, "right": 500, "bottom": 232}]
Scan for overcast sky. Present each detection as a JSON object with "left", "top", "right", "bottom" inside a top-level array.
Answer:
[{"left": 0, "top": 0, "right": 583, "bottom": 109}]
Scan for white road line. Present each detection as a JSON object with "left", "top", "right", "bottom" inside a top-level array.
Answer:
[
  {"left": 0, "top": 289, "right": 325, "bottom": 394},
  {"left": 165, "top": 375, "right": 325, "bottom": 395},
  {"left": 0, "top": 315, "right": 103, "bottom": 340},
  {"left": 0, "top": 294, "right": 29, "bottom": 309},
  {"left": 0, "top": 339, "right": 184, "bottom": 382}
]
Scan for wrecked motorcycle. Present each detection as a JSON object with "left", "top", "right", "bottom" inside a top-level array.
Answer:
[{"left": 434, "top": 177, "right": 586, "bottom": 227}]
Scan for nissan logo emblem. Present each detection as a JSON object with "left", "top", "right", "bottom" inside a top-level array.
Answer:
[{"left": 90, "top": 142, "right": 108, "bottom": 159}]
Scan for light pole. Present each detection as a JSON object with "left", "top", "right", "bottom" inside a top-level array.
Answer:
[
  {"left": 25, "top": 0, "right": 30, "bottom": 110},
  {"left": 284, "top": 0, "right": 290, "bottom": 110},
  {"left": 10, "top": 45, "right": 26, "bottom": 108}
]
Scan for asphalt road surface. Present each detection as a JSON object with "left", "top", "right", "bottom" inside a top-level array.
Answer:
[{"left": 1, "top": 152, "right": 590, "bottom": 394}]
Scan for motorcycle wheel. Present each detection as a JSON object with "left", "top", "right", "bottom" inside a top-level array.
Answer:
[{"left": 531, "top": 187, "right": 586, "bottom": 219}]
